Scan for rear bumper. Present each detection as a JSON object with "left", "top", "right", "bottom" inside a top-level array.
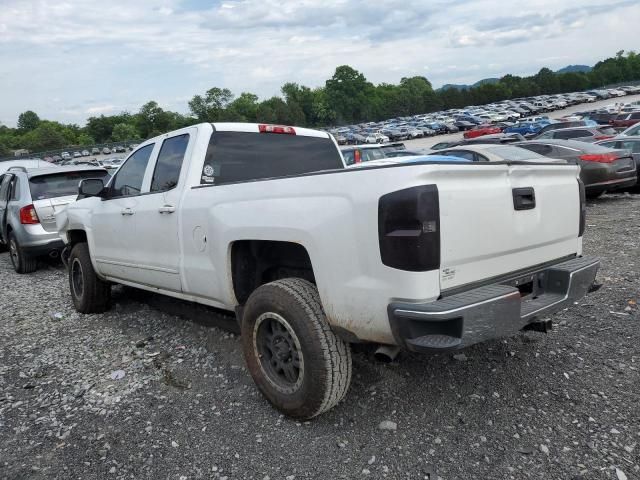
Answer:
[{"left": 388, "top": 256, "right": 600, "bottom": 352}]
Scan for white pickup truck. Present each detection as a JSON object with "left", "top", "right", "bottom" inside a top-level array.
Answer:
[{"left": 57, "top": 122, "right": 599, "bottom": 419}]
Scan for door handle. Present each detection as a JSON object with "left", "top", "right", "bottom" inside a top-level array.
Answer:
[
  {"left": 512, "top": 187, "right": 536, "bottom": 211},
  {"left": 158, "top": 205, "right": 176, "bottom": 214},
  {"left": 121, "top": 208, "right": 134, "bottom": 216}
]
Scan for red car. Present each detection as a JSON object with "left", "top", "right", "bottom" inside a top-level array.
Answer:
[
  {"left": 463, "top": 124, "right": 502, "bottom": 139},
  {"left": 609, "top": 112, "right": 640, "bottom": 129}
]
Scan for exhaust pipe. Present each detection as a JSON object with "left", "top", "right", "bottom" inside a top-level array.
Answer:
[{"left": 374, "top": 345, "right": 401, "bottom": 363}]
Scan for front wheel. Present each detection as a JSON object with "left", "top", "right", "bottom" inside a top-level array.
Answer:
[
  {"left": 68, "top": 242, "right": 111, "bottom": 313},
  {"left": 241, "top": 278, "right": 352, "bottom": 419}
]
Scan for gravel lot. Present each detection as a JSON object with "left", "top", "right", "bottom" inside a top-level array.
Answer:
[{"left": 1, "top": 194, "right": 639, "bottom": 480}]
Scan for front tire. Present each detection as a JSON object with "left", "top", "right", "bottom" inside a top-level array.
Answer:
[
  {"left": 68, "top": 242, "right": 111, "bottom": 313},
  {"left": 8, "top": 232, "right": 37, "bottom": 274},
  {"left": 241, "top": 278, "right": 352, "bottom": 419}
]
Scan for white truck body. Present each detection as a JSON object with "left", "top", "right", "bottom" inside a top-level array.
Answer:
[{"left": 58, "top": 123, "right": 598, "bottom": 348}]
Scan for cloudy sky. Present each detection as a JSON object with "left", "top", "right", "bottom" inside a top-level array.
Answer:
[{"left": 1, "top": 0, "right": 638, "bottom": 126}]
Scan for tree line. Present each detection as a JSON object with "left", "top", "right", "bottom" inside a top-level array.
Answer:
[{"left": 2, "top": 51, "right": 640, "bottom": 156}]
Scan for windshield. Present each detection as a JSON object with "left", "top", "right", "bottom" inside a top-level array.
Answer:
[{"left": 29, "top": 170, "right": 110, "bottom": 200}]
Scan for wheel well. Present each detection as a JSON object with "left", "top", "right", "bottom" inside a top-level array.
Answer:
[
  {"left": 231, "top": 240, "right": 315, "bottom": 304},
  {"left": 67, "top": 230, "right": 88, "bottom": 247}
]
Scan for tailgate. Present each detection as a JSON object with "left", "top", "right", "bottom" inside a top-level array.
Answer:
[
  {"left": 32, "top": 195, "right": 76, "bottom": 232},
  {"left": 438, "top": 163, "right": 581, "bottom": 290}
]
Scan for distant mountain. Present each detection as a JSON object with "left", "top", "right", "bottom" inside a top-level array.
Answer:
[
  {"left": 439, "top": 77, "right": 499, "bottom": 91},
  {"left": 555, "top": 64, "right": 592, "bottom": 74},
  {"left": 437, "top": 64, "right": 593, "bottom": 91}
]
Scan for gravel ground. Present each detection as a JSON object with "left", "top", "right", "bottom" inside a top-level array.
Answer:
[{"left": 1, "top": 194, "right": 639, "bottom": 480}]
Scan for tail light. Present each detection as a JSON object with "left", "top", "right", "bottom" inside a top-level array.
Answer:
[
  {"left": 354, "top": 150, "right": 361, "bottom": 164},
  {"left": 578, "top": 179, "right": 586, "bottom": 237},
  {"left": 20, "top": 204, "right": 39, "bottom": 224},
  {"left": 378, "top": 185, "right": 440, "bottom": 272},
  {"left": 593, "top": 135, "right": 613, "bottom": 141},
  {"left": 579, "top": 153, "right": 617, "bottom": 163},
  {"left": 258, "top": 124, "right": 296, "bottom": 135}
]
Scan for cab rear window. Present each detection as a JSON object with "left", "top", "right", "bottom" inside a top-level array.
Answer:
[
  {"left": 29, "top": 170, "right": 110, "bottom": 200},
  {"left": 201, "top": 131, "right": 343, "bottom": 185}
]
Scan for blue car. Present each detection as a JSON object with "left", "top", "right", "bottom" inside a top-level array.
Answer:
[{"left": 504, "top": 122, "right": 546, "bottom": 136}]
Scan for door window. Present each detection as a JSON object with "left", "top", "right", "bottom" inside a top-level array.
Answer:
[
  {"left": 554, "top": 130, "right": 591, "bottom": 140},
  {"left": 0, "top": 175, "right": 11, "bottom": 202},
  {"left": 442, "top": 150, "right": 476, "bottom": 161},
  {"left": 151, "top": 134, "right": 190, "bottom": 192},
  {"left": 110, "top": 144, "right": 154, "bottom": 198}
]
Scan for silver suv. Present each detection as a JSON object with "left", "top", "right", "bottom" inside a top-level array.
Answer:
[{"left": 0, "top": 165, "right": 109, "bottom": 273}]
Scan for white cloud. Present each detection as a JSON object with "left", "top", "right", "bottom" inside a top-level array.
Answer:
[{"left": 0, "top": 0, "right": 638, "bottom": 126}]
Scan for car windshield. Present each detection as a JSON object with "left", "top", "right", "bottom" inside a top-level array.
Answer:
[
  {"left": 29, "top": 170, "right": 110, "bottom": 200},
  {"left": 485, "top": 146, "right": 545, "bottom": 161}
]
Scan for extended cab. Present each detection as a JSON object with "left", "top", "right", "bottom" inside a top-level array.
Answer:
[{"left": 57, "top": 123, "right": 599, "bottom": 419}]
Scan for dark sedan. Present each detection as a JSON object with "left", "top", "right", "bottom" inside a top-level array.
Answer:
[{"left": 516, "top": 139, "right": 637, "bottom": 198}]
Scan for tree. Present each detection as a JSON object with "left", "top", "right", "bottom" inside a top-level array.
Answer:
[
  {"left": 21, "top": 122, "right": 66, "bottom": 151},
  {"left": 111, "top": 123, "right": 139, "bottom": 142},
  {"left": 226, "top": 92, "right": 259, "bottom": 122},
  {"left": 17, "top": 111, "right": 40, "bottom": 132},
  {"left": 136, "top": 101, "right": 172, "bottom": 138},
  {"left": 188, "top": 87, "right": 234, "bottom": 122},
  {"left": 325, "top": 65, "right": 374, "bottom": 124},
  {"left": 77, "top": 133, "right": 96, "bottom": 146},
  {"left": 0, "top": 141, "right": 10, "bottom": 157}
]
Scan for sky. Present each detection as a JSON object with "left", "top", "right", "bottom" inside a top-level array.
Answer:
[{"left": 1, "top": 0, "right": 639, "bottom": 127}]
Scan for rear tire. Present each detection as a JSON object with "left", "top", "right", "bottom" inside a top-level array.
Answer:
[
  {"left": 8, "top": 232, "right": 37, "bottom": 274},
  {"left": 241, "top": 278, "right": 352, "bottom": 419},
  {"left": 68, "top": 242, "right": 111, "bottom": 313}
]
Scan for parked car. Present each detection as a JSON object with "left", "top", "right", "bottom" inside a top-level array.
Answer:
[
  {"left": 91, "top": 147, "right": 101, "bottom": 155},
  {"left": 81, "top": 150, "right": 90, "bottom": 157},
  {"left": 463, "top": 124, "right": 502, "bottom": 139},
  {"left": 102, "top": 147, "right": 112, "bottom": 154},
  {"left": 503, "top": 122, "right": 544, "bottom": 136},
  {"left": 429, "top": 141, "right": 460, "bottom": 150},
  {"left": 115, "top": 145, "right": 127, "bottom": 153},
  {"left": 617, "top": 123, "right": 640, "bottom": 137},
  {"left": 340, "top": 145, "right": 387, "bottom": 166},
  {"left": 431, "top": 144, "right": 563, "bottom": 163},
  {"left": 609, "top": 112, "right": 640, "bottom": 129},
  {"left": 129, "top": 144, "right": 139, "bottom": 150},
  {"left": 517, "top": 139, "right": 637, "bottom": 198},
  {"left": 535, "top": 126, "right": 617, "bottom": 143},
  {"left": 596, "top": 136, "right": 640, "bottom": 186},
  {"left": 0, "top": 165, "right": 110, "bottom": 273},
  {"left": 61, "top": 152, "right": 71, "bottom": 160},
  {"left": 73, "top": 151, "right": 82, "bottom": 158},
  {"left": 364, "top": 132, "right": 390, "bottom": 144},
  {"left": 57, "top": 122, "right": 598, "bottom": 419}
]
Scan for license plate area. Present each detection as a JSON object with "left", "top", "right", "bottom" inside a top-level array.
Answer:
[{"left": 501, "top": 271, "right": 546, "bottom": 300}]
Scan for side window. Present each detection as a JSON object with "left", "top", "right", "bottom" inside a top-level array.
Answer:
[
  {"left": 551, "top": 146, "right": 578, "bottom": 158},
  {"left": 9, "top": 176, "right": 19, "bottom": 200},
  {"left": 110, "top": 144, "right": 154, "bottom": 198},
  {"left": 0, "top": 175, "right": 10, "bottom": 201},
  {"left": 150, "top": 134, "right": 189, "bottom": 192},
  {"left": 342, "top": 151, "right": 355, "bottom": 166},
  {"left": 631, "top": 113, "right": 640, "bottom": 120},
  {"left": 597, "top": 141, "right": 616, "bottom": 149},
  {"left": 444, "top": 150, "right": 476, "bottom": 161},
  {"left": 522, "top": 144, "right": 553, "bottom": 156},
  {"left": 475, "top": 153, "right": 489, "bottom": 162},
  {"left": 556, "top": 130, "right": 589, "bottom": 140}
]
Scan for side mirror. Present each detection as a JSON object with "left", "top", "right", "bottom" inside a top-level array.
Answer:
[{"left": 78, "top": 178, "right": 105, "bottom": 199}]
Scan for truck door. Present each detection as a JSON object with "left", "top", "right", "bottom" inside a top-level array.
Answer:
[
  {"left": 123, "top": 130, "right": 194, "bottom": 292},
  {"left": 90, "top": 144, "right": 156, "bottom": 281}
]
